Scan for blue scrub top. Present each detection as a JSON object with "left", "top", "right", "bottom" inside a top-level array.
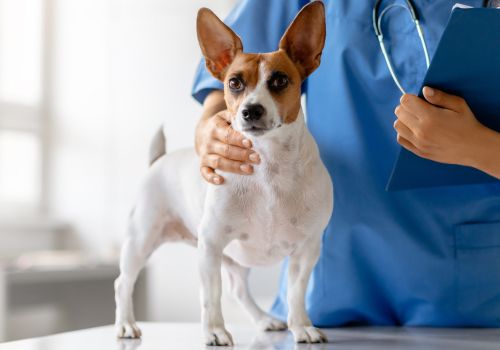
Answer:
[{"left": 191, "top": 0, "right": 500, "bottom": 327}]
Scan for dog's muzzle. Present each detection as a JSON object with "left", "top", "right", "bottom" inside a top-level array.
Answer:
[{"left": 240, "top": 103, "right": 271, "bottom": 135}]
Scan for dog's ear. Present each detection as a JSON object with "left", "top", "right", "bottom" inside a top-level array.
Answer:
[
  {"left": 279, "top": 1, "right": 326, "bottom": 80},
  {"left": 197, "top": 8, "right": 243, "bottom": 81}
]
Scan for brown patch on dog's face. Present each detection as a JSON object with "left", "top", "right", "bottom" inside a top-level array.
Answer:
[
  {"left": 223, "top": 53, "right": 261, "bottom": 120},
  {"left": 223, "top": 50, "right": 302, "bottom": 125},
  {"left": 260, "top": 50, "right": 302, "bottom": 124}
]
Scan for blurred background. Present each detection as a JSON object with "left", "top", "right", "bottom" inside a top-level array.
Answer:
[{"left": 0, "top": 0, "right": 282, "bottom": 341}]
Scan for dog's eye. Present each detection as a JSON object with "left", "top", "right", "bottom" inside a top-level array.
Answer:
[
  {"left": 228, "top": 77, "right": 244, "bottom": 92},
  {"left": 268, "top": 73, "right": 289, "bottom": 92}
]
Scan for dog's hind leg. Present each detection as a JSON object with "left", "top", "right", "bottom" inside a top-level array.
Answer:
[
  {"left": 222, "top": 256, "right": 287, "bottom": 331},
  {"left": 114, "top": 215, "right": 163, "bottom": 338}
]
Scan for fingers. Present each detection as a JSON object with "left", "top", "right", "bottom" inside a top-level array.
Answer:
[
  {"left": 198, "top": 110, "right": 261, "bottom": 185},
  {"left": 202, "top": 154, "right": 254, "bottom": 175},
  {"left": 201, "top": 166, "right": 223, "bottom": 185},
  {"left": 210, "top": 141, "right": 260, "bottom": 163},
  {"left": 397, "top": 134, "right": 431, "bottom": 160},
  {"left": 422, "top": 86, "right": 468, "bottom": 113},
  {"left": 399, "top": 93, "right": 434, "bottom": 119},
  {"left": 394, "top": 105, "right": 419, "bottom": 129},
  {"left": 212, "top": 114, "right": 252, "bottom": 148},
  {"left": 217, "top": 109, "right": 232, "bottom": 123},
  {"left": 393, "top": 119, "right": 416, "bottom": 144}
]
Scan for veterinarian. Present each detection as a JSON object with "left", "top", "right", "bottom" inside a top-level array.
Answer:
[{"left": 192, "top": 0, "right": 500, "bottom": 326}]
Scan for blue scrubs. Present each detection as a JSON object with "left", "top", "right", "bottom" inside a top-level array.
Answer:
[{"left": 192, "top": 0, "right": 500, "bottom": 326}]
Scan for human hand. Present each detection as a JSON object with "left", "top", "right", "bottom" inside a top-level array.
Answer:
[
  {"left": 195, "top": 110, "right": 261, "bottom": 185},
  {"left": 393, "top": 87, "right": 489, "bottom": 168}
]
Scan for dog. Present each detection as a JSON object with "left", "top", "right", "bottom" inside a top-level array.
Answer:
[{"left": 114, "top": 1, "right": 333, "bottom": 345}]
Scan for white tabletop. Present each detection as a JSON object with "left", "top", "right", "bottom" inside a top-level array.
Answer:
[{"left": 2, "top": 322, "right": 500, "bottom": 349}]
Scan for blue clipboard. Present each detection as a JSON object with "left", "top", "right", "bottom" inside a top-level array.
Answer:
[{"left": 386, "top": 8, "right": 500, "bottom": 191}]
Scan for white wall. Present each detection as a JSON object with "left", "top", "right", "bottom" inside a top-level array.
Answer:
[{"left": 47, "top": 0, "right": 282, "bottom": 324}]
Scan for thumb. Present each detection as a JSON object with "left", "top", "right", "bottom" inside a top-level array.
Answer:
[
  {"left": 217, "top": 109, "right": 233, "bottom": 123},
  {"left": 422, "top": 86, "right": 467, "bottom": 113}
]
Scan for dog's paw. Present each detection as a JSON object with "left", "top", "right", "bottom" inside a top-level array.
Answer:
[
  {"left": 204, "top": 327, "right": 234, "bottom": 346},
  {"left": 256, "top": 315, "right": 287, "bottom": 331},
  {"left": 290, "top": 326, "right": 327, "bottom": 343},
  {"left": 115, "top": 321, "right": 142, "bottom": 338}
]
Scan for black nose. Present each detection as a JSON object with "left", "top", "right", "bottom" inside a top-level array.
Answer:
[{"left": 241, "top": 104, "right": 265, "bottom": 121}]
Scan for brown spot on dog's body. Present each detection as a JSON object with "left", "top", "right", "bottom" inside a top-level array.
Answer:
[
  {"left": 267, "top": 244, "right": 281, "bottom": 257},
  {"left": 268, "top": 162, "right": 280, "bottom": 177},
  {"left": 224, "top": 225, "right": 233, "bottom": 234},
  {"left": 240, "top": 232, "right": 249, "bottom": 241}
]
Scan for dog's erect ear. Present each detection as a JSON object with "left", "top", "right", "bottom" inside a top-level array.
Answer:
[
  {"left": 279, "top": 1, "right": 326, "bottom": 79},
  {"left": 197, "top": 8, "right": 243, "bottom": 81}
]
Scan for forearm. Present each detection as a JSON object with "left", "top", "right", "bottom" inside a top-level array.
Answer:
[
  {"left": 195, "top": 90, "right": 226, "bottom": 154},
  {"left": 470, "top": 127, "right": 500, "bottom": 179}
]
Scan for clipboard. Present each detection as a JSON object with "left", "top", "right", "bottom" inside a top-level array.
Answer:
[{"left": 386, "top": 8, "right": 500, "bottom": 191}]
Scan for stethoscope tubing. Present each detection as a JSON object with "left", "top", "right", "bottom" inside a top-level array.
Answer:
[
  {"left": 373, "top": 0, "right": 490, "bottom": 94},
  {"left": 373, "top": 0, "right": 491, "bottom": 36}
]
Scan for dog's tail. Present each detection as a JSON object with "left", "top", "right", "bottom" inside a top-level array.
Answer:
[{"left": 148, "top": 125, "right": 166, "bottom": 166}]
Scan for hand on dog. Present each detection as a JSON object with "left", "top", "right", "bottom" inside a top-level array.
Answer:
[
  {"left": 394, "top": 87, "right": 487, "bottom": 168},
  {"left": 196, "top": 92, "right": 261, "bottom": 185}
]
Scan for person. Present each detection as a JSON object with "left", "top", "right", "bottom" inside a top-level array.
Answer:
[{"left": 191, "top": 0, "right": 500, "bottom": 326}]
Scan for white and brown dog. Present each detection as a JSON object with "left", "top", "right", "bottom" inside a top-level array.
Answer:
[{"left": 114, "top": 1, "right": 333, "bottom": 346}]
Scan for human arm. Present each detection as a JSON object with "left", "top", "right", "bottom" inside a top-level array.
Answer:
[{"left": 394, "top": 86, "right": 500, "bottom": 179}]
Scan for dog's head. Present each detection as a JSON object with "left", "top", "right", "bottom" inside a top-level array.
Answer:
[{"left": 196, "top": 1, "right": 326, "bottom": 136}]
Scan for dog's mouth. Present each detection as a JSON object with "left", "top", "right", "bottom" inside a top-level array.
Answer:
[{"left": 241, "top": 126, "right": 270, "bottom": 136}]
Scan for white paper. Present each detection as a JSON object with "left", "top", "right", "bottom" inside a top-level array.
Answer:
[{"left": 452, "top": 3, "right": 474, "bottom": 10}]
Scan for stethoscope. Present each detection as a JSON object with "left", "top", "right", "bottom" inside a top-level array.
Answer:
[{"left": 373, "top": 0, "right": 491, "bottom": 94}]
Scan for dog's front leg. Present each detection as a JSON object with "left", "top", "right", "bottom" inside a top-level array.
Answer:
[
  {"left": 287, "top": 234, "right": 328, "bottom": 343},
  {"left": 198, "top": 232, "right": 233, "bottom": 346}
]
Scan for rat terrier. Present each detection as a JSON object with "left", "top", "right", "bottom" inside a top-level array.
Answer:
[{"left": 114, "top": 1, "right": 333, "bottom": 345}]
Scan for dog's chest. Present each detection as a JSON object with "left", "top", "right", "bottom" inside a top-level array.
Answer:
[{"left": 219, "top": 160, "right": 318, "bottom": 266}]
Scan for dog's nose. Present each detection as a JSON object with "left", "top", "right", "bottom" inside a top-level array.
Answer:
[{"left": 241, "top": 104, "right": 265, "bottom": 121}]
